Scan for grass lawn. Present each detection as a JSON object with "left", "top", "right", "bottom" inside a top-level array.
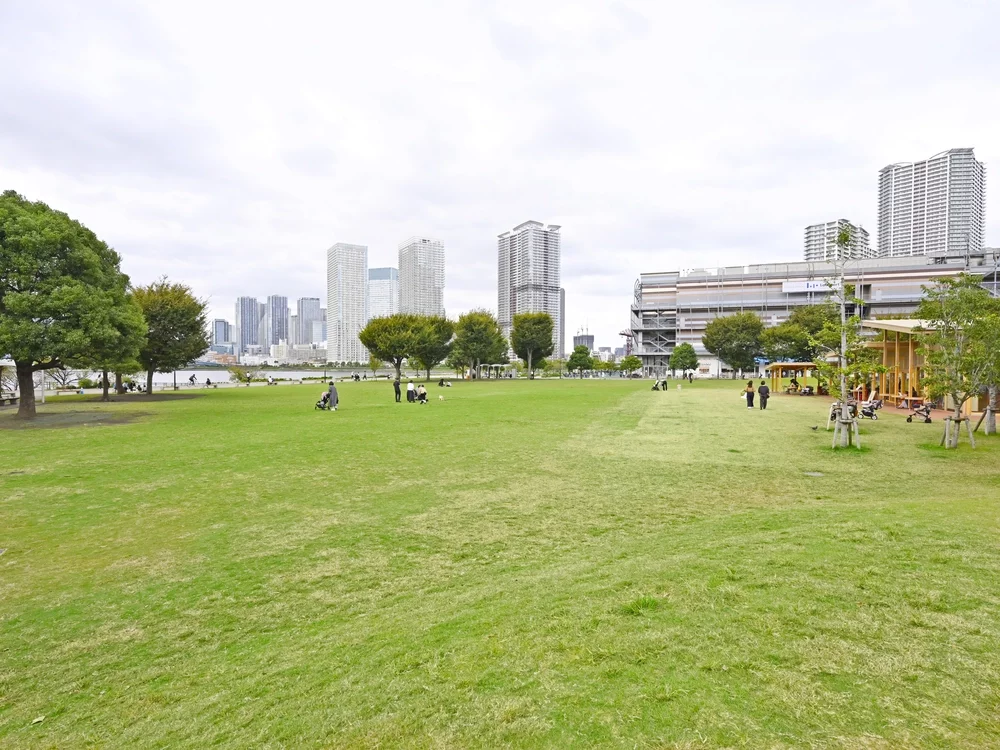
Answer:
[{"left": 2, "top": 379, "right": 1000, "bottom": 748}]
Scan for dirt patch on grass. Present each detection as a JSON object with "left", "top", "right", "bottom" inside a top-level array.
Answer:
[
  {"left": 51, "top": 392, "right": 202, "bottom": 403},
  {"left": 0, "top": 409, "right": 149, "bottom": 430}
]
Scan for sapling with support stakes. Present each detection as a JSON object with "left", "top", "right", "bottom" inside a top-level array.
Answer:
[
  {"left": 813, "top": 226, "right": 879, "bottom": 450},
  {"left": 914, "top": 274, "right": 998, "bottom": 449}
]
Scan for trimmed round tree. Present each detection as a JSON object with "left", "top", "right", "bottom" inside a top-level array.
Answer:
[{"left": 0, "top": 190, "right": 143, "bottom": 419}]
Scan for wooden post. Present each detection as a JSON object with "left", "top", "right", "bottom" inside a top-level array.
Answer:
[{"left": 965, "top": 418, "right": 977, "bottom": 450}]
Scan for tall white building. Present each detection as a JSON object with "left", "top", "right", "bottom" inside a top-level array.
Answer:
[
  {"left": 368, "top": 267, "right": 399, "bottom": 319},
  {"left": 804, "top": 220, "right": 873, "bottom": 262},
  {"left": 558, "top": 288, "right": 566, "bottom": 359},
  {"left": 296, "top": 297, "right": 322, "bottom": 344},
  {"left": 234, "top": 296, "right": 259, "bottom": 354},
  {"left": 878, "top": 148, "right": 986, "bottom": 258},
  {"left": 399, "top": 237, "right": 445, "bottom": 316},
  {"left": 263, "top": 295, "right": 289, "bottom": 347},
  {"left": 326, "top": 243, "right": 368, "bottom": 363},
  {"left": 498, "top": 221, "right": 562, "bottom": 352}
]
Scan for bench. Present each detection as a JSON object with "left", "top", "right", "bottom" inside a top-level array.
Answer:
[{"left": 0, "top": 394, "right": 20, "bottom": 406}]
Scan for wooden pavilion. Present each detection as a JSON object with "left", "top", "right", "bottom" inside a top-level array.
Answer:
[
  {"left": 765, "top": 362, "right": 819, "bottom": 395},
  {"left": 859, "top": 319, "right": 931, "bottom": 408}
]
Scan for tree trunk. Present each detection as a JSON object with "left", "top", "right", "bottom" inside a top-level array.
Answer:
[
  {"left": 101, "top": 368, "right": 110, "bottom": 401},
  {"left": 15, "top": 361, "right": 37, "bottom": 420},
  {"left": 839, "top": 275, "right": 848, "bottom": 405},
  {"left": 986, "top": 385, "right": 997, "bottom": 436},
  {"left": 951, "top": 401, "right": 964, "bottom": 448},
  {"left": 527, "top": 351, "right": 533, "bottom": 379},
  {"left": 146, "top": 369, "right": 155, "bottom": 394},
  {"left": 425, "top": 368, "right": 430, "bottom": 382},
  {"left": 394, "top": 360, "right": 402, "bottom": 381},
  {"left": 115, "top": 371, "right": 126, "bottom": 395}
]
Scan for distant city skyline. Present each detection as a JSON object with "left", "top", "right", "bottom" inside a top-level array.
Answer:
[{"left": 5, "top": 3, "right": 999, "bottom": 352}]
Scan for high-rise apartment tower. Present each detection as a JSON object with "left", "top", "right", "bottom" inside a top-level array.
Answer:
[
  {"left": 296, "top": 297, "right": 322, "bottom": 344},
  {"left": 399, "top": 237, "right": 445, "bottom": 316},
  {"left": 326, "top": 243, "right": 368, "bottom": 363},
  {"left": 804, "top": 220, "right": 873, "bottom": 262},
  {"left": 877, "top": 148, "right": 986, "bottom": 258},
  {"left": 368, "top": 267, "right": 400, "bottom": 319},
  {"left": 234, "top": 296, "right": 260, "bottom": 354},
  {"left": 498, "top": 221, "right": 562, "bottom": 352},
  {"left": 264, "top": 295, "right": 289, "bottom": 347}
]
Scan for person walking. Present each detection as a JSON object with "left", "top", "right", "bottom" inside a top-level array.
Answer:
[
  {"left": 328, "top": 380, "right": 339, "bottom": 412},
  {"left": 406, "top": 380, "right": 415, "bottom": 403},
  {"left": 744, "top": 380, "right": 755, "bottom": 409},
  {"left": 393, "top": 376, "right": 401, "bottom": 403},
  {"left": 758, "top": 379, "right": 770, "bottom": 410}
]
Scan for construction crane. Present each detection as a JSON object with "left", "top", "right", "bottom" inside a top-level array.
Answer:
[{"left": 619, "top": 330, "right": 634, "bottom": 356}]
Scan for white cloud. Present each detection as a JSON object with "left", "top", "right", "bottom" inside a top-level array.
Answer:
[{"left": 2, "top": 0, "right": 998, "bottom": 349}]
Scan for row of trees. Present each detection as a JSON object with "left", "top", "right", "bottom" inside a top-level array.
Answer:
[
  {"left": 701, "top": 303, "right": 840, "bottom": 375},
  {"left": 360, "top": 310, "right": 563, "bottom": 381},
  {"left": 0, "top": 191, "right": 209, "bottom": 419},
  {"left": 564, "top": 346, "right": 643, "bottom": 376}
]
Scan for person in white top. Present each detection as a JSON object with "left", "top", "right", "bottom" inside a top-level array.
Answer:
[{"left": 406, "top": 380, "right": 416, "bottom": 402}]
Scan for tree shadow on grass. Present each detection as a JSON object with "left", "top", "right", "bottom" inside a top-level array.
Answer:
[{"left": 0, "top": 409, "right": 149, "bottom": 430}]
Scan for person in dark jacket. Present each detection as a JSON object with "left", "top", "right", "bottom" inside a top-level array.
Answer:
[
  {"left": 393, "top": 377, "right": 401, "bottom": 403},
  {"left": 328, "top": 381, "right": 339, "bottom": 412},
  {"left": 758, "top": 380, "right": 770, "bottom": 410}
]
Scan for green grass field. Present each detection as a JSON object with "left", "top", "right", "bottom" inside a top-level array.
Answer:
[{"left": 3, "top": 379, "right": 1000, "bottom": 748}]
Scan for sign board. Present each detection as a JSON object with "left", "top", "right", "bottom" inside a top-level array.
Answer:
[{"left": 782, "top": 279, "right": 833, "bottom": 293}]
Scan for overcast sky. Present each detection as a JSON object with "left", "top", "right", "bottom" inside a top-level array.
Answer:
[{"left": 2, "top": 0, "right": 998, "bottom": 350}]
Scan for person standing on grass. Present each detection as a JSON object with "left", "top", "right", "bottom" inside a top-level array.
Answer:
[
  {"left": 744, "top": 380, "right": 755, "bottom": 409},
  {"left": 406, "top": 380, "right": 415, "bottom": 402},
  {"left": 393, "top": 376, "right": 401, "bottom": 403},
  {"left": 328, "top": 380, "right": 338, "bottom": 412},
  {"left": 758, "top": 379, "right": 770, "bottom": 410}
]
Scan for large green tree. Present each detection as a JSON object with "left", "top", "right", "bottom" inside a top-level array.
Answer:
[
  {"left": 451, "top": 310, "right": 507, "bottom": 376},
  {"left": 668, "top": 342, "right": 699, "bottom": 375},
  {"left": 702, "top": 312, "right": 763, "bottom": 376},
  {"left": 133, "top": 279, "right": 210, "bottom": 394},
  {"left": 566, "top": 345, "right": 594, "bottom": 376},
  {"left": 409, "top": 316, "right": 455, "bottom": 381},
  {"left": 761, "top": 322, "right": 813, "bottom": 363},
  {"left": 619, "top": 354, "right": 642, "bottom": 376},
  {"left": 510, "top": 312, "right": 554, "bottom": 376},
  {"left": 0, "top": 190, "right": 141, "bottom": 418},
  {"left": 78, "top": 290, "right": 147, "bottom": 401},
  {"left": 359, "top": 313, "right": 422, "bottom": 380},
  {"left": 915, "top": 274, "right": 996, "bottom": 446},
  {"left": 787, "top": 302, "right": 838, "bottom": 335}
]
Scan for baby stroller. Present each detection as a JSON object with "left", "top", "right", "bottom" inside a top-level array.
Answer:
[
  {"left": 858, "top": 398, "right": 883, "bottom": 420},
  {"left": 906, "top": 403, "right": 932, "bottom": 423},
  {"left": 315, "top": 391, "right": 331, "bottom": 410}
]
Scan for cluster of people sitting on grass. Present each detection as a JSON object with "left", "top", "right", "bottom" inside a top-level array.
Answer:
[{"left": 405, "top": 381, "right": 428, "bottom": 403}]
